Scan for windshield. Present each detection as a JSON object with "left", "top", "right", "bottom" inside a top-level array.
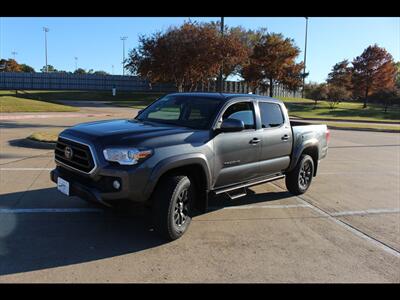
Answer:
[{"left": 135, "top": 95, "right": 223, "bottom": 129}]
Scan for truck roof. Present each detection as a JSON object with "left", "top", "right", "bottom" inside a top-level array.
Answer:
[{"left": 167, "top": 92, "right": 283, "bottom": 104}]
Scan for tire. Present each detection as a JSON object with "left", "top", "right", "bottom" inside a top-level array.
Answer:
[
  {"left": 285, "top": 154, "right": 314, "bottom": 195},
  {"left": 152, "top": 175, "right": 194, "bottom": 241}
]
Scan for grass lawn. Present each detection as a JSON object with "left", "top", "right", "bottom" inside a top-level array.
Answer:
[
  {"left": 0, "top": 95, "right": 79, "bottom": 113},
  {"left": 28, "top": 131, "right": 60, "bottom": 143},
  {"left": 1, "top": 90, "right": 399, "bottom": 124},
  {"left": 0, "top": 90, "right": 165, "bottom": 103},
  {"left": 281, "top": 99, "right": 400, "bottom": 124}
]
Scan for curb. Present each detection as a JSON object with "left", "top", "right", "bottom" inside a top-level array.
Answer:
[
  {"left": 0, "top": 113, "right": 112, "bottom": 121},
  {"left": 325, "top": 125, "right": 400, "bottom": 134},
  {"left": 292, "top": 116, "right": 400, "bottom": 125}
]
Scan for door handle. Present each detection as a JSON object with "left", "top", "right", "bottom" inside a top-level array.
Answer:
[
  {"left": 281, "top": 135, "right": 290, "bottom": 141},
  {"left": 250, "top": 138, "right": 261, "bottom": 144}
]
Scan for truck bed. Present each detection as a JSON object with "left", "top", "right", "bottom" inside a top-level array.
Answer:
[{"left": 290, "top": 120, "right": 329, "bottom": 161}]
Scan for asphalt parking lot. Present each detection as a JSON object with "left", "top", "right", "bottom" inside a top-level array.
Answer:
[{"left": 0, "top": 105, "right": 399, "bottom": 283}]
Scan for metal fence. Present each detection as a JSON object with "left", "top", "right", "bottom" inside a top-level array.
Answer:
[
  {"left": 0, "top": 72, "right": 300, "bottom": 98},
  {"left": 0, "top": 72, "right": 176, "bottom": 92}
]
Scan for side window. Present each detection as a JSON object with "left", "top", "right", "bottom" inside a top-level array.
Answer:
[
  {"left": 259, "top": 102, "right": 285, "bottom": 128},
  {"left": 222, "top": 102, "right": 255, "bottom": 129}
]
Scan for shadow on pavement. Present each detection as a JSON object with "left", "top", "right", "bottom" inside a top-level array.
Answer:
[
  {"left": 0, "top": 188, "right": 165, "bottom": 276},
  {"left": 0, "top": 186, "right": 292, "bottom": 276},
  {"left": 0, "top": 121, "right": 68, "bottom": 129},
  {"left": 208, "top": 189, "right": 293, "bottom": 208},
  {"left": 9, "top": 138, "right": 56, "bottom": 150}
]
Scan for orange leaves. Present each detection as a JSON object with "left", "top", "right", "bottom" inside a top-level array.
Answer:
[
  {"left": 126, "top": 21, "right": 248, "bottom": 92},
  {"left": 352, "top": 44, "right": 397, "bottom": 99}
]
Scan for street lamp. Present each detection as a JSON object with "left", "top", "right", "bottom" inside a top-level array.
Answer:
[
  {"left": 120, "top": 36, "right": 128, "bottom": 76},
  {"left": 74, "top": 57, "right": 78, "bottom": 71},
  {"left": 43, "top": 27, "right": 49, "bottom": 72},
  {"left": 302, "top": 17, "right": 309, "bottom": 98},
  {"left": 11, "top": 50, "right": 18, "bottom": 60},
  {"left": 218, "top": 17, "right": 224, "bottom": 92}
]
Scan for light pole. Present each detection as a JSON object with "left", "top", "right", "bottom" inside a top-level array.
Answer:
[
  {"left": 120, "top": 36, "right": 128, "bottom": 76},
  {"left": 74, "top": 57, "right": 78, "bottom": 71},
  {"left": 11, "top": 50, "right": 17, "bottom": 60},
  {"left": 218, "top": 17, "right": 224, "bottom": 92},
  {"left": 302, "top": 17, "right": 309, "bottom": 98},
  {"left": 43, "top": 27, "right": 49, "bottom": 72},
  {"left": 112, "top": 65, "right": 114, "bottom": 75}
]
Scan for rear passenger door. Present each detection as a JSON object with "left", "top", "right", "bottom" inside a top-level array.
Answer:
[{"left": 257, "top": 101, "right": 293, "bottom": 175}]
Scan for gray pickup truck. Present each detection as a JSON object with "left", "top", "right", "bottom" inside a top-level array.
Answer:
[{"left": 51, "top": 93, "right": 329, "bottom": 240}]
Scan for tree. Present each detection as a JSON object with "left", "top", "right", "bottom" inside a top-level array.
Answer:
[
  {"left": 395, "top": 61, "right": 400, "bottom": 89},
  {"left": 20, "top": 64, "right": 35, "bottom": 73},
  {"left": 304, "top": 82, "right": 329, "bottom": 107},
  {"left": 0, "top": 59, "right": 22, "bottom": 72},
  {"left": 74, "top": 68, "right": 87, "bottom": 74},
  {"left": 240, "top": 33, "right": 304, "bottom": 97},
  {"left": 351, "top": 44, "right": 397, "bottom": 108},
  {"left": 326, "top": 85, "right": 348, "bottom": 109},
  {"left": 327, "top": 59, "right": 352, "bottom": 100},
  {"left": 126, "top": 21, "right": 247, "bottom": 92},
  {"left": 40, "top": 65, "right": 57, "bottom": 72},
  {"left": 93, "top": 70, "right": 109, "bottom": 76}
]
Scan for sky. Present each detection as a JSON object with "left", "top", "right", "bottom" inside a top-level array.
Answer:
[{"left": 0, "top": 17, "right": 399, "bottom": 83}]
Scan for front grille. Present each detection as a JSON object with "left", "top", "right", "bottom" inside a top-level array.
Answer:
[{"left": 55, "top": 137, "right": 95, "bottom": 173}]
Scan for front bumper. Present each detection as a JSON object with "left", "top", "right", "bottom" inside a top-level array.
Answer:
[{"left": 50, "top": 165, "right": 149, "bottom": 206}]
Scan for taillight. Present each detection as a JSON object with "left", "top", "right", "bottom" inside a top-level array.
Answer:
[{"left": 326, "top": 129, "right": 330, "bottom": 143}]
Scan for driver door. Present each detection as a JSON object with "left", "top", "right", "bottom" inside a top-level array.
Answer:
[{"left": 213, "top": 100, "right": 261, "bottom": 188}]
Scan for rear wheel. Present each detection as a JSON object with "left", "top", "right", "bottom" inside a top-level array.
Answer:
[
  {"left": 152, "top": 175, "right": 194, "bottom": 241},
  {"left": 285, "top": 154, "right": 314, "bottom": 195}
]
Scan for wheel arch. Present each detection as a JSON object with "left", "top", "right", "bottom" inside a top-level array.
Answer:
[
  {"left": 144, "top": 154, "right": 211, "bottom": 212},
  {"left": 288, "top": 139, "right": 320, "bottom": 176}
]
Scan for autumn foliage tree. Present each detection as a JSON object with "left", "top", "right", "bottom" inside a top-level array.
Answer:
[
  {"left": 327, "top": 59, "right": 352, "bottom": 100},
  {"left": 0, "top": 59, "right": 22, "bottom": 72},
  {"left": 241, "top": 33, "right": 304, "bottom": 97},
  {"left": 351, "top": 44, "right": 397, "bottom": 108},
  {"left": 126, "top": 21, "right": 247, "bottom": 92}
]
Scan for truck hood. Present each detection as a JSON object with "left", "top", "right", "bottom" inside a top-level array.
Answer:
[{"left": 61, "top": 119, "right": 197, "bottom": 146}]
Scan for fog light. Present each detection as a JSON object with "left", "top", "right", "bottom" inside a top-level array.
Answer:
[{"left": 112, "top": 180, "right": 121, "bottom": 190}]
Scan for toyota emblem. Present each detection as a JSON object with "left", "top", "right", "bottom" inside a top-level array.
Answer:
[{"left": 64, "top": 146, "right": 73, "bottom": 159}]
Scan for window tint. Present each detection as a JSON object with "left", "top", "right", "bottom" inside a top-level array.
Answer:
[
  {"left": 137, "top": 95, "right": 222, "bottom": 129},
  {"left": 259, "top": 102, "right": 284, "bottom": 128},
  {"left": 222, "top": 102, "right": 255, "bottom": 129}
]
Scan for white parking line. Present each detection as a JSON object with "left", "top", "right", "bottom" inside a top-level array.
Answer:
[
  {"left": 0, "top": 208, "right": 103, "bottom": 213},
  {"left": 0, "top": 168, "right": 53, "bottom": 171}
]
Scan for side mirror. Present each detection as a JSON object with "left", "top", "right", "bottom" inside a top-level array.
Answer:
[
  {"left": 137, "top": 109, "right": 143, "bottom": 116},
  {"left": 219, "top": 118, "right": 245, "bottom": 132}
]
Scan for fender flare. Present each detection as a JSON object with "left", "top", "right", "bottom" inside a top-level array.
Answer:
[
  {"left": 288, "top": 138, "right": 320, "bottom": 173},
  {"left": 143, "top": 153, "right": 212, "bottom": 200}
]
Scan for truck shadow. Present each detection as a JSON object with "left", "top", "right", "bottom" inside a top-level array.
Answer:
[{"left": 0, "top": 186, "right": 291, "bottom": 276}]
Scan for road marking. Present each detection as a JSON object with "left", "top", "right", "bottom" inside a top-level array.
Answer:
[
  {"left": 270, "top": 182, "right": 400, "bottom": 258},
  {"left": 0, "top": 168, "right": 53, "bottom": 171},
  {"left": 208, "top": 204, "right": 309, "bottom": 211},
  {"left": 331, "top": 208, "right": 400, "bottom": 217},
  {"left": 0, "top": 208, "right": 103, "bottom": 214}
]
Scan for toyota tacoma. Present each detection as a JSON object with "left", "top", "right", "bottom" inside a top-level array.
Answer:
[{"left": 51, "top": 93, "right": 329, "bottom": 240}]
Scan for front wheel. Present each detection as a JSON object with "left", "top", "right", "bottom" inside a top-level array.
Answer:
[
  {"left": 152, "top": 175, "right": 194, "bottom": 241},
  {"left": 285, "top": 154, "right": 314, "bottom": 195}
]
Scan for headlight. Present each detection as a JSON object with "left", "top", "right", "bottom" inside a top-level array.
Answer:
[{"left": 103, "top": 148, "right": 152, "bottom": 165}]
